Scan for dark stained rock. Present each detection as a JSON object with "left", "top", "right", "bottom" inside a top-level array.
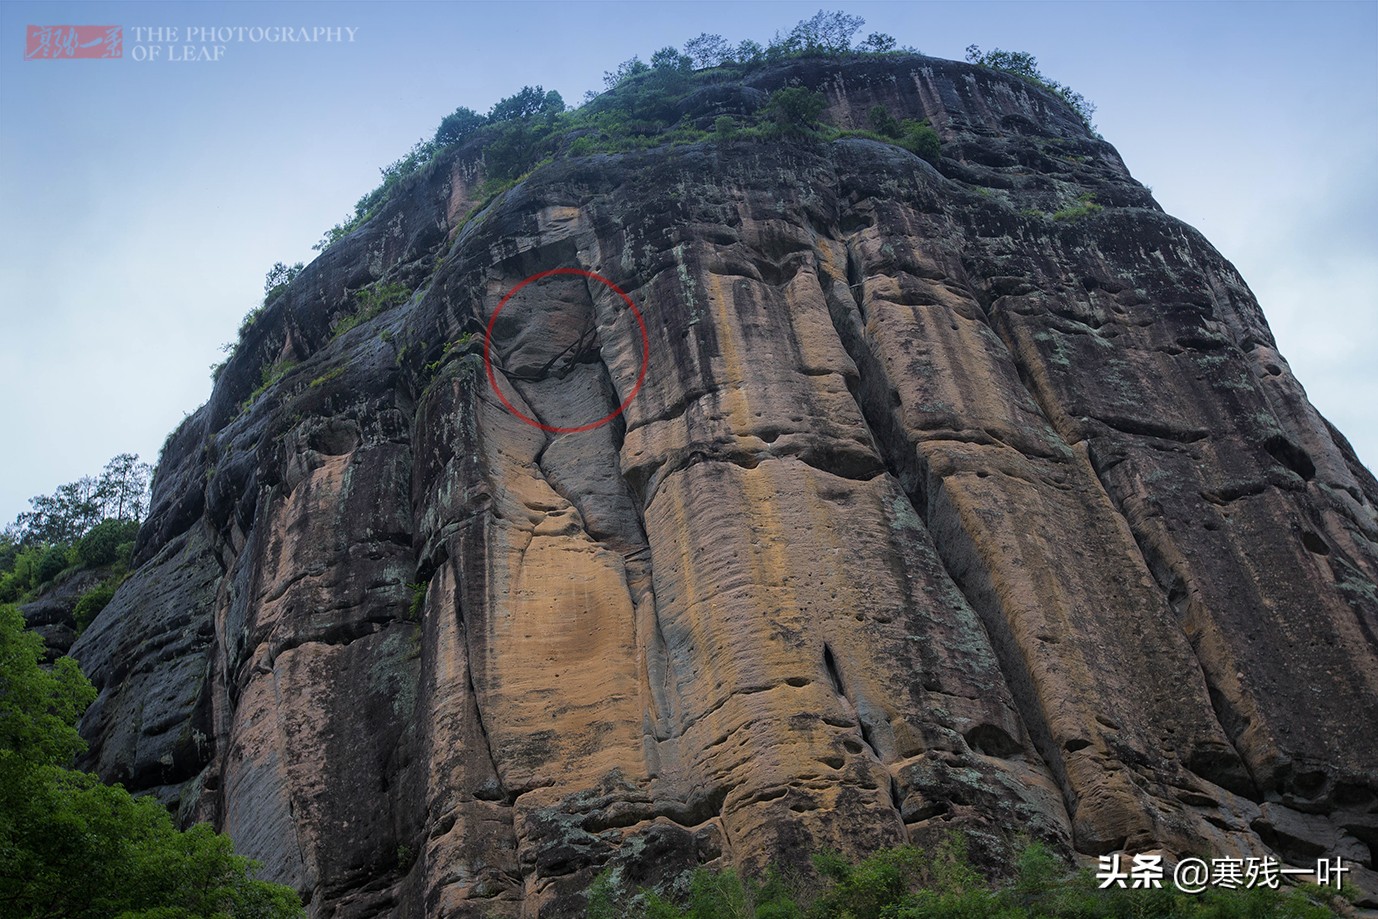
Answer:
[{"left": 19, "top": 565, "right": 109, "bottom": 661}]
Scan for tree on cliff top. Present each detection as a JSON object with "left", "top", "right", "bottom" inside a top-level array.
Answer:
[
  {"left": 776, "top": 9, "right": 866, "bottom": 55},
  {"left": 965, "top": 44, "right": 1097, "bottom": 130},
  {"left": 487, "top": 85, "right": 565, "bottom": 123},
  {"left": 434, "top": 105, "right": 486, "bottom": 146}
]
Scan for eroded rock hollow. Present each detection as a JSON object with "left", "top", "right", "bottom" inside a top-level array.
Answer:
[{"left": 71, "top": 55, "right": 1378, "bottom": 916}]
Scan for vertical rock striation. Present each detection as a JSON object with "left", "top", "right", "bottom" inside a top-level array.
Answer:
[{"left": 71, "top": 55, "right": 1377, "bottom": 916}]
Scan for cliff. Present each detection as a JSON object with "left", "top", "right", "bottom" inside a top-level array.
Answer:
[{"left": 70, "top": 54, "right": 1378, "bottom": 916}]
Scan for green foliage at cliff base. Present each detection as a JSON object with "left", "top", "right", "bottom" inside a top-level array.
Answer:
[
  {"left": 0, "top": 604, "right": 304, "bottom": 918},
  {"left": 588, "top": 832, "right": 1345, "bottom": 918}
]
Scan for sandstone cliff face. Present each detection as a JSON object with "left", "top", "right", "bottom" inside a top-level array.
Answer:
[{"left": 71, "top": 56, "right": 1378, "bottom": 916}]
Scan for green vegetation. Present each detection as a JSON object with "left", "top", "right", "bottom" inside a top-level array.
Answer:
[
  {"left": 241, "top": 357, "right": 299, "bottom": 411},
  {"left": 333, "top": 281, "right": 412, "bottom": 340},
  {"left": 1, "top": 455, "right": 149, "bottom": 605},
  {"left": 763, "top": 86, "right": 829, "bottom": 136},
  {"left": 212, "top": 261, "right": 306, "bottom": 381},
  {"left": 965, "top": 44, "right": 1097, "bottom": 131},
  {"left": 1052, "top": 192, "right": 1104, "bottom": 222},
  {"left": 309, "top": 366, "right": 347, "bottom": 389},
  {"left": 1, "top": 466, "right": 300, "bottom": 912},
  {"left": 307, "top": 11, "right": 920, "bottom": 261},
  {"left": 210, "top": 347, "right": 232, "bottom": 382},
  {"left": 237, "top": 304, "right": 265, "bottom": 340},
  {"left": 330, "top": 311, "right": 368, "bottom": 339},
  {"left": 824, "top": 104, "right": 942, "bottom": 164},
  {"left": 418, "top": 332, "right": 481, "bottom": 380},
  {"left": 210, "top": 12, "right": 942, "bottom": 396},
  {"left": 1017, "top": 193, "right": 1104, "bottom": 224},
  {"left": 313, "top": 139, "right": 442, "bottom": 252},
  {"left": 74, "top": 517, "right": 138, "bottom": 569},
  {"left": 262, "top": 260, "right": 304, "bottom": 304},
  {"left": 72, "top": 582, "right": 116, "bottom": 633},
  {"left": 0, "top": 604, "right": 304, "bottom": 918},
  {"left": 397, "top": 843, "right": 417, "bottom": 872},
  {"left": 4, "top": 454, "right": 148, "bottom": 547},
  {"left": 208, "top": 18, "right": 1099, "bottom": 441},
  {"left": 588, "top": 833, "right": 1343, "bottom": 918},
  {"left": 355, "top": 281, "right": 412, "bottom": 314},
  {"left": 217, "top": 262, "right": 409, "bottom": 402},
  {"left": 407, "top": 581, "right": 427, "bottom": 621},
  {"left": 33, "top": 546, "right": 67, "bottom": 587},
  {"left": 435, "top": 105, "right": 485, "bottom": 146},
  {"left": 69, "top": 517, "right": 141, "bottom": 634}
]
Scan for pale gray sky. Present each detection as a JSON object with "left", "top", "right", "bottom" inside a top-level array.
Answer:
[{"left": 2, "top": 1, "right": 1374, "bottom": 524}]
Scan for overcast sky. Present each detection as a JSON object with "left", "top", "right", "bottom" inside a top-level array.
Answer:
[{"left": 1, "top": 0, "right": 1374, "bottom": 525}]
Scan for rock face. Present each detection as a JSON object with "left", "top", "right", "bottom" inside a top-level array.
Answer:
[
  {"left": 20, "top": 565, "right": 110, "bottom": 661},
  {"left": 71, "top": 55, "right": 1378, "bottom": 916}
]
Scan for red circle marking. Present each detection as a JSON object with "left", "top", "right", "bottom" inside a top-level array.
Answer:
[{"left": 483, "top": 268, "right": 649, "bottom": 434}]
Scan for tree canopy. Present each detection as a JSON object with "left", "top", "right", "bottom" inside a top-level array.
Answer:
[
  {"left": 0, "top": 604, "right": 304, "bottom": 918},
  {"left": 8, "top": 453, "right": 150, "bottom": 547},
  {"left": 1, "top": 456, "right": 149, "bottom": 606},
  {"left": 435, "top": 105, "right": 486, "bottom": 146},
  {"left": 777, "top": 9, "right": 866, "bottom": 54},
  {"left": 262, "top": 261, "right": 303, "bottom": 304},
  {"left": 487, "top": 85, "right": 565, "bottom": 123}
]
